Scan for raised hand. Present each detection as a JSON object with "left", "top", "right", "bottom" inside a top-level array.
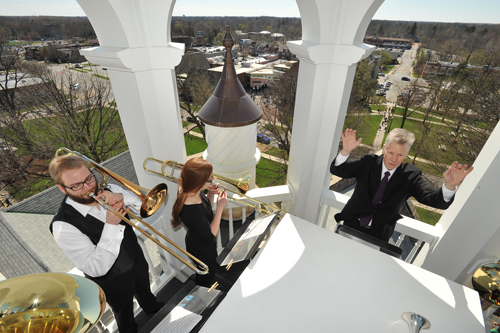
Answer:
[
  {"left": 340, "top": 128, "right": 362, "bottom": 156},
  {"left": 443, "top": 161, "right": 473, "bottom": 190}
]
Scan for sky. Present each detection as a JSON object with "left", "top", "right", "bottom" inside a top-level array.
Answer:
[{"left": 0, "top": 0, "right": 499, "bottom": 24}]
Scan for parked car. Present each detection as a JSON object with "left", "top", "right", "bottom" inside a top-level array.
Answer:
[
  {"left": 401, "top": 76, "right": 411, "bottom": 81},
  {"left": 70, "top": 83, "right": 81, "bottom": 90},
  {"left": 257, "top": 134, "right": 271, "bottom": 144},
  {"left": 378, "top": 72, "right": 385, "bottom": 77},
  {"left": 75, "top": 63, "right": 83, "bottom": 68}
]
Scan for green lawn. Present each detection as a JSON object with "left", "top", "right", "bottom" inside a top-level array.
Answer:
[
  {"left": 359, "top": 115, "right": 383, "bottom": 145},
  {"left": 184, "top": 134, "right": 207, "bottom": 156},
  {"left": 256, "top": 158, "right": 287, "bottom": 188},
  {"left": 382, "top": 65, "right": 395, "bottom": 74},
  {"left": 370, "top": 104, "right": 386, "bottom": 112},
  {"left": 262, "top": 146, "right": 289, "bottom": 160},
  {"left": 415, "top": 207, "right": 442, "bottom": 226}
]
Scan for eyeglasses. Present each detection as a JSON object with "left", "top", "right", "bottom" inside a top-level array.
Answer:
[{"left": 62, "top": 174, "right": 96, "bottom": 191}]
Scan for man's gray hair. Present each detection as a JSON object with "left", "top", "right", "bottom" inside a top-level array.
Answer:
[{"left": 385, "top": 128, "right": 415, "bottom": 151}]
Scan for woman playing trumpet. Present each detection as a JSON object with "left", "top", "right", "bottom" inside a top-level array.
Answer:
[{"left": 171, "top": 158, "right": 228, "bottom": 287}]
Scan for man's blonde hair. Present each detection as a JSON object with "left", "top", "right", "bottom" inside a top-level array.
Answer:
[
  {"left": 49, "top": 155, "right": 89, "bottom": 185},
  {"left": 385, "top": 128, "right": 415, "bottom": 151}
]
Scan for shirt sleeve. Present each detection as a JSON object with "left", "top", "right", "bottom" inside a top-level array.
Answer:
[
  {"left": 52, "top": 220, "right": 126, "bottom": 277},
  {"left": 441, "top": 184, "right": 456, "bottom": 202},
  {"left": 334, "top": 152, "right": 349, "bottom": 166}
]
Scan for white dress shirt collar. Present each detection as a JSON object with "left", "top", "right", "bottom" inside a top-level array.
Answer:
[
  {"left": 381, "top": 161, "right": 397, "bottom": 180},
  {"left": 65, "top": 196, "right": 95, "bottom": 217}
]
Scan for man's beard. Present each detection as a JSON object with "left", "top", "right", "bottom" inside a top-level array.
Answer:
[{"left": 66, "top": 185, "right": 98, "bottom": 205}]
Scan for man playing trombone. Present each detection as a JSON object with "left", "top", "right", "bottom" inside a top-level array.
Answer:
[{"left": 48, "top": 155, "right": 164, "bottom": 333}]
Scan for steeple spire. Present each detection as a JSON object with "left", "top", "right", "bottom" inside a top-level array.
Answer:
[{"left": 198, "top": 26, "right": 262, "bottom": 127}]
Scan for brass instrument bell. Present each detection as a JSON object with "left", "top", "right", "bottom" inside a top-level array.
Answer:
[{"left": 0, "top": 273, "right": 105, "bottom": 333}]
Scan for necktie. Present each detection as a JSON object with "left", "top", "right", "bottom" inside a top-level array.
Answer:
[{"left": 359, "top": 171, "right": 391, "bottom": 226}]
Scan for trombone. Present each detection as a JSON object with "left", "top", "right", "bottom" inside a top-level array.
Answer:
[
  {"left": 143, "top": 157, "right": 286, "bottom": 215},
  {"left": 55, "top": 148, "right": 209, "bottom": 275}
]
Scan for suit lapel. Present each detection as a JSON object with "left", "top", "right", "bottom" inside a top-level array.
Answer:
[{"left": 370, "top": 156, "right": 384, "bottom": 198}]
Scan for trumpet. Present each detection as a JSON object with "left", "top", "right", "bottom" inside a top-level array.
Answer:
[
  {"left": 55, "top": 148, "right": 209, "bottom": 275},
  {"left": 144, "top": 157, "right": 285, "bottom": 215}
]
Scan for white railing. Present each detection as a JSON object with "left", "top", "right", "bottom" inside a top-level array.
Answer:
[
  {"left": 214, "top": 185, "right": 292, "bottom": 250},
  {"left": 320, "top": 190, "right": 438, "bottom": 263}
]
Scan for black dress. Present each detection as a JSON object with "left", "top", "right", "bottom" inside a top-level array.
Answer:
[{"left": 179, "top": 191, "right": 218, "bottom": 287}]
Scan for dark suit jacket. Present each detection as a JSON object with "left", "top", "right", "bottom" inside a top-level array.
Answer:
[{"left": 330, "top": 154, "right": 453, "bottom": 240}]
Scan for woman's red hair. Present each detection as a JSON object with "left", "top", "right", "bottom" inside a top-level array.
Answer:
[{"left": 171, "top": 158, "right": 213, "bottom": 227}]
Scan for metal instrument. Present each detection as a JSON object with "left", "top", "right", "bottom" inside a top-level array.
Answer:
[
  {"left": 471, "top": 261, "right": 500, "bottom": 306},
  {"left": 402, "top": 312, "right": 431, "bottom": 332},
  {"left": 55, "top": 148, "right": 208, "bottom": 275},
  {"left": 144, "top": 157, "right": 284, "bottom": 215},
  {"left": 0, "top": 272, "right": 105, "bottom": 333},
  {"left": 56, "top": 147, "right": 167, "bottom": 218}
]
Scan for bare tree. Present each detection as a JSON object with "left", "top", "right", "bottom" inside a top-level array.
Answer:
[
  {"left": 260, "top": 62, "right": 298, "bottom": 158},
  {"left": 176, "top": 54, "right": 215, "bottom": 139},
  {"left": 0, "top": 59, "right": 125, "bottom": 202},
  {"left": 395, "top": 78, "right": 428, "bottom": 129}
]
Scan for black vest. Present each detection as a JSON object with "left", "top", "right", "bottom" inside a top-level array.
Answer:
[{"left": 50, "top": 197, "right": 139, "bottom": 281}]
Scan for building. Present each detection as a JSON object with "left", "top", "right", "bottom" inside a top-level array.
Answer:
[
  {"left": 0, "top": 1, "right": 496, "bottom": 332},
  {"left": 421, "top": 61, "right": 500, "bottom": 78},
  {"left": 277, "top": 45, "right": 297, "bottom": 60},
  {"left": 364, "top": 36, "right": 412, "bottom": 49}
]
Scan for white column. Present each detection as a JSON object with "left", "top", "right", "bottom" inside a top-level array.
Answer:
[
  {"left": 287, "top": 0, "right": 384, "bottom": 223},
  {"left": 77, "top": 0, "right": 190, "bottom": 278},
  {"left": 421, "top": 123, "right": 500, "bottom": 286}
]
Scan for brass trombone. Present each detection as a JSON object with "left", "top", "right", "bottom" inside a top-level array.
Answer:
[
  {"left": 56, "top": 147, "right": 167, "bottom": 218},
  {"left": 143, "top": 157, "right": 285, "bottom": 215},
  {"left": 55, "top": 148, "right": 209, "bottom": 275}
]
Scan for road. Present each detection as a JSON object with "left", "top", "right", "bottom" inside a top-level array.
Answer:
[{"left": 379, "top": 43, "right": 420, "bottom": 103}]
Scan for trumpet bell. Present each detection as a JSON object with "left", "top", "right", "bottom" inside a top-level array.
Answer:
[{"left": 0, "top": 273, "right": 106, "bottom": 333}]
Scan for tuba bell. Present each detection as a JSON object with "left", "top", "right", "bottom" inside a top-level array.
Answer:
[{"left": 0, "top": 273, "right": 105, "bottom": 333}]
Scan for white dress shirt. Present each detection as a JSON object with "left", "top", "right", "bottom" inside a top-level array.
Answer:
[{"left": 52, "top": 184, "right": 142, "bottom": 277}]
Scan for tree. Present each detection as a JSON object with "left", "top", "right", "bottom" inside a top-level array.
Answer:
[
  {"left": 0, "top": 58, "right": 125, "bottom": 202},
  {"left": 395, "top": 78, "right": 427, "bottom": 129},
  {"left": 259, "top": 62, "right": 299, "bottom": 160},
  {"left": 349, "top": 59, "right": 377, "bottom": 103},
  {"left": 175, "top": 54, "right": 215, "bottom": 139}
]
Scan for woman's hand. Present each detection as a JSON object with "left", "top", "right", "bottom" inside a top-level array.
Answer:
[
  {"left": 216, "top": 189, "right": 228, "bottom": 210},
  {"left": 208, "top": 183, "right": 219, "bottom": 195}
]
